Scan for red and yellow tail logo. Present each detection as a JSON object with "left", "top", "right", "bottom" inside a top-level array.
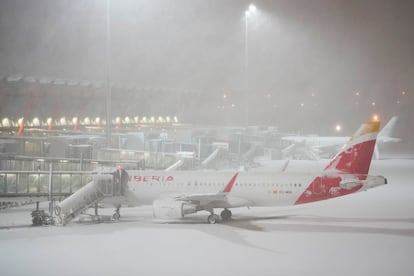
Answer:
[
  {"left": 324, "top": 121, "right": 380, "bottom": 175},
  {"left": 295, "top": 121, "right": 380, "bottom": 205}
]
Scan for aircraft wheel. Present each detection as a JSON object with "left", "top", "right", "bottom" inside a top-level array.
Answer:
[
  {"left": 220, "top": 209, "right": 232, "bottom": 221},
  {"left": 207, "top": 214, "right": 219, "bottom": 224}
]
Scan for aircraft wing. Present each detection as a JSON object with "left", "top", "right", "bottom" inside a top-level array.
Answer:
[
  {"left": 172, "top": 172, "right": 249, "bottom": 208},
  {"left": 311, "top": 143, "right": 342, "bottom": 157},
  {"left": 152, "top": 173, "right": 251, "bottom": 219},
  {"left": 173, "top": 193, "right": 236, "bottom": 209},
  {"left": 282, "top": 141, "right": 322, "bottom": 160},
  {"left": 173, "top": 191, "right": 251, "bottom": 209}
]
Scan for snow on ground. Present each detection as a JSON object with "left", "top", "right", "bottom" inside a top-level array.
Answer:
[{"left": 0, "top": 159, "right": 414, "bottom": 276}]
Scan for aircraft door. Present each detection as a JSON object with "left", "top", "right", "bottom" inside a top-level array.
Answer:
[
  {"left": 120, "top": 169, "right": 129, "bottom": 195},
  {"left": 114, "top": 168, "right": 129, "bottom": 196}
]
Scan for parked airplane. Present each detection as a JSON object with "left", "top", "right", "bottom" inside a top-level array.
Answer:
[
  {"left": 119, "top": 120, "right": 387, "bottom": 224},
  {"left": 281, "top": 116, "right": 400, "bottom": 160}
]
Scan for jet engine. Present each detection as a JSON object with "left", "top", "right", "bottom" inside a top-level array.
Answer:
[{"left": 153, "top": 199, "right": 198, "bottom": 219}]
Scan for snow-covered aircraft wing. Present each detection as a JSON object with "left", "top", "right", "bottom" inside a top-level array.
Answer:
[
  {"left": 152, "top": 173, "right": 251, "bottom": 221},
  {"left": 172, "top": 173, "right": 249, "bottom": 208}
]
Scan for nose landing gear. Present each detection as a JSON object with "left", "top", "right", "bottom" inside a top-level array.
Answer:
[{"left": 207, "top": 214, "right": 219, "bottom": 224}]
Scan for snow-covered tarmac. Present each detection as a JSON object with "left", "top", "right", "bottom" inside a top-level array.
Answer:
[{"left": 1, "top": 159, "right": 413, "bottom": 276}]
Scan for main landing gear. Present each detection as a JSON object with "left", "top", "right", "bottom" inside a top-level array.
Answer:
[
  {"left": 220, "top": 209, "right": 232, "bottom": 221},
  {"left": 207, "top": 209, "right": 233, "bottom": 224}
]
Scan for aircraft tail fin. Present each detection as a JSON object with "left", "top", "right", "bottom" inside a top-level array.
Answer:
[
  {"left": 378, "top": 116, "right": 400, "bottom": 143},
  {"left": 379, "top": 116, "right": 397, "bottom": 138},
  {"left": 324, "top": 121, "right": 380, "bottom": 175},
  {"left": 222, "top": 173, "right": 239, "bottom": 193}
]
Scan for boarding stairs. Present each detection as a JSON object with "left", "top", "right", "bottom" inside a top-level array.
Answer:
[{"left": 55, "top": 169, "right": 128, "bottom": 225}]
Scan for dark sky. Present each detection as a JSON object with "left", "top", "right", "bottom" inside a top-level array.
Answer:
[
  {"left": 0, "top": 0, "right": 413, "bottom": 136},
  {"left": 1, "top": 0, "right": 413, "bottom": 88}
]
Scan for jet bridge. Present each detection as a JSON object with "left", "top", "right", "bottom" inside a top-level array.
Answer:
[
  {"left": 201, "top": 148, "right": 221, "bottom": 167},
  {"left": 242, "top": 144, "right": 258, "bottom": 161}
]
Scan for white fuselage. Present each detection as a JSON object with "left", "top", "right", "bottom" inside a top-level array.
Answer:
[
  {"left": 282, "top": 136, "right": 348, "bottom": 148},
  {"left": 125, "top": 170, "right": 372, "bottom": 208},
  {"left": 127, "top": 171, "right": 309, "bottom": 206}
]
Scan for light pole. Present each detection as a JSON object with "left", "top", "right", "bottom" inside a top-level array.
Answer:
[
  {"left": 105, "top": 0, "right": 112, "bottom": 148},
  {"left": 244, "top": 4, "right": 257, "bottom": 127}
]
